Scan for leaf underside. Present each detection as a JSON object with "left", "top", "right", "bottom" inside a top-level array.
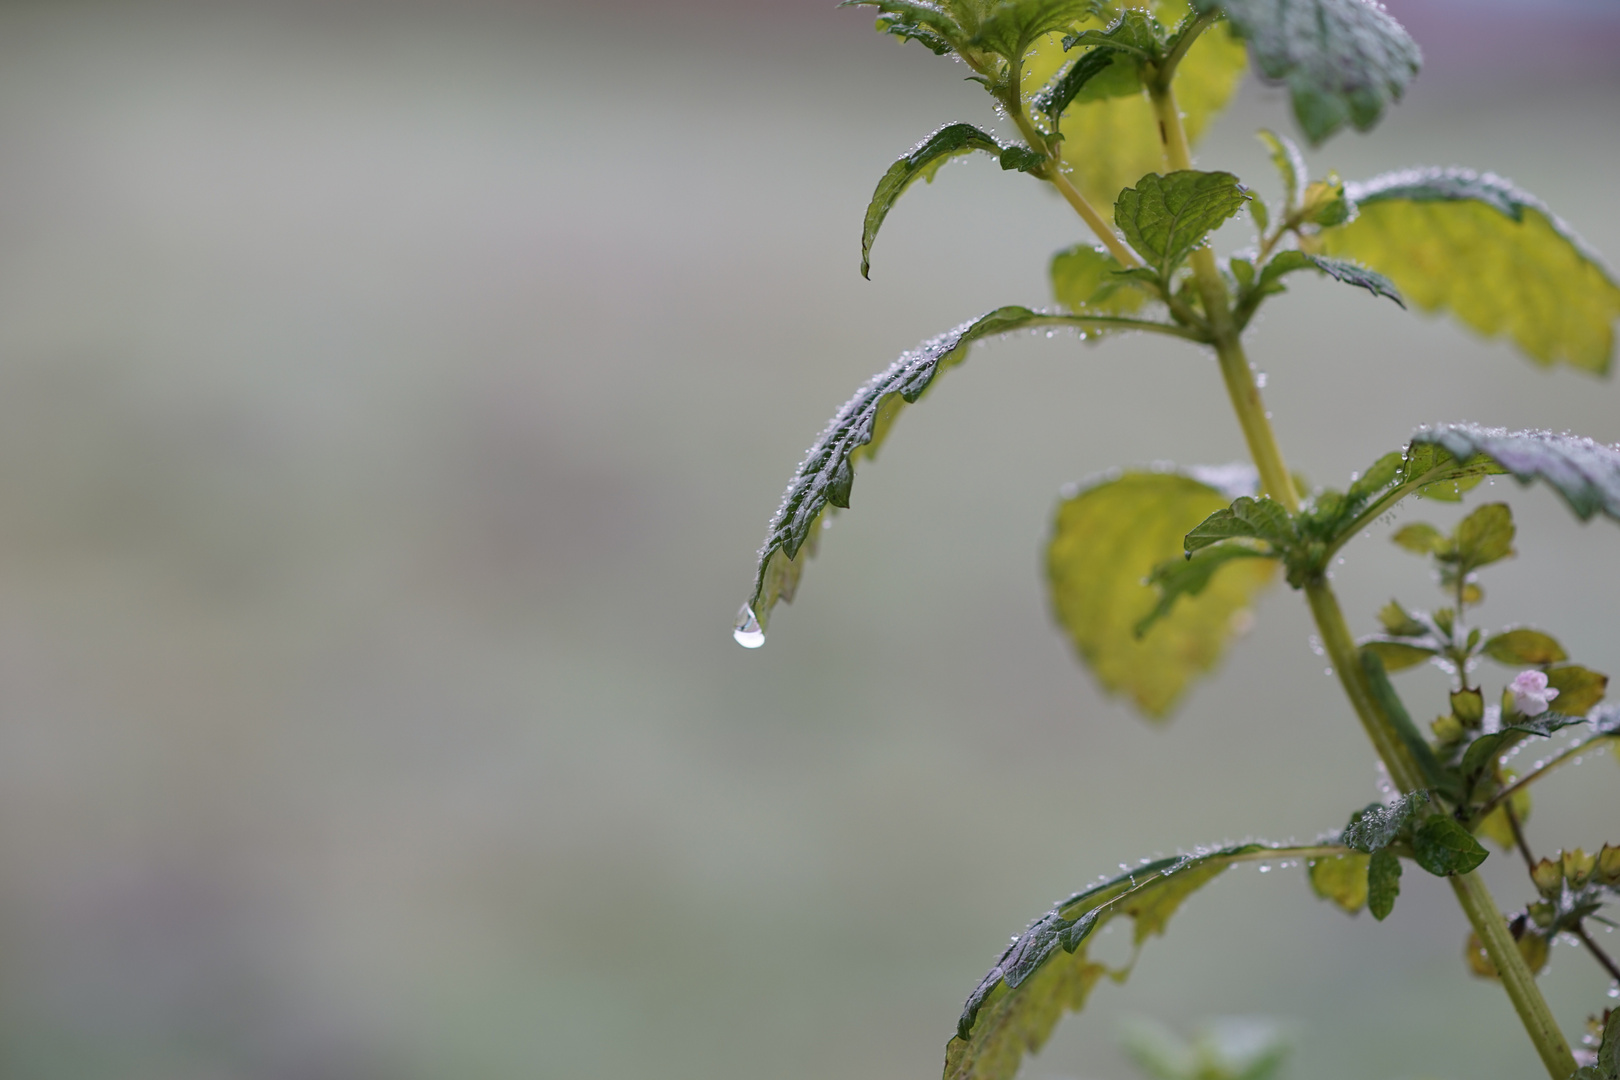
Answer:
[
  {"left": 1406, "top": 425, "right": 1620, "bottom": 525},
  {"left": 1047, "top": 468, "right": 1277, "bottom": 717},
  {"left": 1023, "top": 8, "right": 1249, "bottom": 209},
  {"left": 1194, "top": 0, "right": 1421, "bottom": 145},
  {"left": 1319, "top": 168, "right": 1620, "bottom": 373},
  {"left": 742, "top": 306, "right": 1101, "bottom": 637},
  {"left": 946, "top": 842, "right": 1342, "bottom": 1080}
]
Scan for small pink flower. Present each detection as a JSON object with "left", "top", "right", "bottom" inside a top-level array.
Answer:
[{"left": 1509, "top": 670, "right": 1559, "bottom": 717}]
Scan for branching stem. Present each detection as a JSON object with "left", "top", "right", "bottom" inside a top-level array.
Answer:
[
  {"left": 1473, "top": 733, "right": 1617, "bottom": 822},
  {"left": 1144, "top": 68, "right": 1579, "bottom": 1080}
]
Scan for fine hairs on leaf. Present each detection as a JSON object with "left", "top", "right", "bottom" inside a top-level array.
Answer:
[{"left": 736, "top": 4, "right": 1620, "bottom": 1078}]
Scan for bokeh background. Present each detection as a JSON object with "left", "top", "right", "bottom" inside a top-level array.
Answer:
[{"left": 0, "top": 1, "right": 1616, "bottom": 1077}]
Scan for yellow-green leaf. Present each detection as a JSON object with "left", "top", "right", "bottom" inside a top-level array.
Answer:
[
  {"left": 1545, "top": 664, "right": 1608, "bottom": 716},
  {"left": 1307, "top": 853, "right": 1369, "bottom": 914},
  {"left": 1050, "top": 243, "right": 1148, "bottom": 315},
  {"left": 1318, "top": 168, "right": 1620, "bottom": 373},
  {"left": 1047, "top": 469, "right": 1278, "bottom": 718},
  {"left": 1022, "top": 5, "right": 1249, "bottom": 209}
]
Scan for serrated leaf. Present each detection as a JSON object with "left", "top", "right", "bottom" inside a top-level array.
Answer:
[
  {"left": 1360, "top": 639, "right": 1436, "bottom": 673},
  {"left": 1412, "top": 817, "right": 1489, "bottom": 876},
  {"left": 1407, "top": 426, "right": 1620, "bottom": 525},
  {"left": 946, "top": 843, "right": 1339, "bottom": 1080},
  {"left": 1137, "top": 545, "right": 1276, "bottom": 640},
  {"left": 1458, "top": 715, "right": 1582, "bottom": 786},
  {"left": 743, "top": 306, "right": 1095, "bottom": 638},
  {"left": 1342, "top": 790, "right": 1428, "bottom": 854},
  {"left": 1184, "top": 495, "right": 1294, "bottom": 552},
  {"left": 1116, "top": 170, "right": 1250, "bottom": 278},
  {"left": 1193, "top": 0, "right": 1420, "bottom": 145},
  {"left": 1035, "top": 9, "right": 1161, "bottom": 120},
  {"left": 862, "top": 123, "right": 1014, "bottom": 278},
  {"left": 972, "top": 0, "right": 1099, "bottom": 60},
  {"left": 1367, "top": 847, "right": 1400, "bottom": 920},
  {"left": 844, "top": 0, "right": 967, "bottom": 55},
  {"left": 1481, "top": 629, "right": 1566, "bottom": 666},
  {"left": 1598, "top": 1007, "right": 1620, "bottom": 1080},
  {"left": 1307, "top": 852, "right": 1368, "bottom": 913},
  {"left": 1319, "top": 169, "right": 1620, "bottom": 372},
  {"left": 1047, "top": 469, "right": 1278, "bottom": 718},
  {"left": 1050, "top": 244, "right": 1148, "bottom": 316},
  {"left": 1246, "top": 250, "right": 1403, "bottom": 310},
  {"left": 1545, "top": 664, "right": 1608, "bottom": 716},
  {"left": 1023, "top": 15, "right": 1249, "bottom": 208}
]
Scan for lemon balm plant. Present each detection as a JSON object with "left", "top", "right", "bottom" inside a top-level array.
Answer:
[{"left": 732, "top": 1, "right": 1620, "bottom": 1077}]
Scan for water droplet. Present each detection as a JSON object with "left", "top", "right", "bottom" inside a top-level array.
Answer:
[
  {"left": 1324, "top": 666, "right": 1334, "bottom": 676},
  {"left": 733, "top": 605, "right": 766, "bottom": 649},
  {"left": 1608, "top": 983, "right": 1619, "bottom": 999},
  {"left": 1255, "top": 371, "right": 1268, "bottom": 388},
  {"left": 1258, "top": 864, "right": 1271, "bottom": 873}
]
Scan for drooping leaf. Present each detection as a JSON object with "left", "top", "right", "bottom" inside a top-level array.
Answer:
[
  {"left": 946, "top": 842, "right": 1343, "bottom": 1080},
  {"left": 1406, "top": 426, "right": 1620, "bottom": 525},
  {"left": 1458, "top": 714, "right": 1583, "bottom": 790},
  {"left": 1115, "top": 170, "right": 1250, "bottom": 278},
  {"left": 1366, "top": 848, "right": 1400, "bottom": 921},
  {"left": 1050, "top": 244, "right": 1148, "bottom": 315},
  {"left": 1034, "top": 9, "right": 1162, "bottom": 120},
  {"left": 1192, "top": 0, "right": 1420, "bottom": 145},
  {"left": 1480, "top": 629, "right": 1567, "bottom": 667},
  {"left": 1295, "top": 255, "right": 1404, "bottom": 306},
  {"left": 1238, "top": 251, "right": 1403, "bottom": 320},
  {"left": 1360, "top": 651, "right": 1451, "bottom": 794},
  {"left": 742, "top": 306, "right": 1103, "bottom": 640},
  {"left": 844, "top": 0, "right": 967, "bottom": 55},
  {"left": 1307, "top": 852, "right": 1368, "bottom": 913},
  {"left": 1022, "top": 13, "right": 1250, "bottom": 208},
  {"left": 862, "top": 123, "right": 1041, "bottom": 278},
  {"left": 1047, "top": 468, "right": 1278, "bottom": 717},
  {"left": 1545, "top": 664, "right": 1608, "bottom": 716},
  {"left": 1318, "top": 169, "right": 1620, "bottom": 372},
  {"left": 1412, "top": 817, "right": 1489, "bottom": 877}
]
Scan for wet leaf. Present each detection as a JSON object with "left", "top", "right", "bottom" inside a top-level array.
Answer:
[
  {"left": 1307, "top": 853, "right": 1368, "bottom": 913},
  {"left": 1318, "top": 169, "right": 1620, "bottom": 372},
  {"left": 1406, "top": 426, "right": 1620, "bottom": 526},
  {"left": 1458, "top": 714, "right": 1582, "bottom": 788},
  {"left": 1047, "top": 469, "right": 1278, "bottom": 718},
  {"left": 743, "top": 306, "right": 1099, "bottom": 637},
  {"left": 1367, "top": 848, "right": 1401, "bottom": 921},
  {"left": 1377, "top": 600, "right": 1427, "bottom": 638},
  {"left": 844, "top": 0, "right": 966, "bottom": 55},
  {"left": 1391, "top": 522, "right": 1444, "bottom": 555},
  {"left": 1413, "top": 818, "right": 1489, "bottom": 877},
  {"left": 1135, "top": 545, "right": 1277, "bottom": 644},
  {"left": 1480, "top": 629, "right": 1567, "bottom": 666},
  {"left": 1183, "top": 495, "right": 1294, "bottom": 552},
  {"left": 1360, "top": 639, "right": 1436, "bottom": 673},
  {"left": 945, "top": 843, "right": 1340, "bottom": 1080},
  {"left": 861, "top": 123, "right": 1038, "bottom": 278},
  {"left": 1023, "top": 15, "right": 1249, "bottom": 208},
  {"left": 1192, "top": 0, "right": 1420, "bottom": 144},
  {"left": 1342, "top": 791, "right": 1427, "bottom": 854},
  {"left": 1250, "top": 250, "right": 1402, "bottom": 308},
  {"left": 1116, "top": 170, "right": 1250, "bottom": 278},
  {"left": 1257, "top": 128, "right": 1306, "bottom": 211}
]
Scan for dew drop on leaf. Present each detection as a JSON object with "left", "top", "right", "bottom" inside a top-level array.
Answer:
[{"left": 734, "top": 606, "right": 766, "bottom": 649}]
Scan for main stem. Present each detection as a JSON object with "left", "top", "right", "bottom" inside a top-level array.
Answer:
[{"left": 1145, "top": 79, "right": 1578, "bottom": 1080}]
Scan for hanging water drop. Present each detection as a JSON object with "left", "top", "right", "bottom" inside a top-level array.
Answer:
[{"left": 734, "top": 605, "right": 766, "bottom": 649}]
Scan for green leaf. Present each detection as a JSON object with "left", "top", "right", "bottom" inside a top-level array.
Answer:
[
  {"left": 1241, "top": 250, "right": 1403, "bottom": 316},
  {"left": 1035, "top": 9, "right": 1162, "bottom": 120},
  {"left": 742, "top": 306, "right": 1096, "bottom": 640},
  {"left": 1183, "top": 495, "right": 1294, "bottom": 552},
  {"left": 1360, "top": 650, "right": 1452, "bottom": 794},
  {"left": 1412, "top": 817, "right": 1489, "bottom": 876},
  {"left": 1481, "top": 629, "right": 1567, "bottom": 666},
  {"left": 1047, "top": 468, "right": 1279, "bottom": 718},
  {"left": 1115, "top": 170, "right": 1250, "bottom": 279},
  {"left": 1377, "top": 600, "right": 1427, "bottom": 638},
  {"left": 862, "top": 123, "right": 1022, "bottom": 278},
  {"left": 1366, "top": 848, "right": 1400, "bottom": 921},
  {"left": 1024, "top": 17, "right": 1249, "bottom": 208},
  {"left": 1360, "top": 639, "right": 1436, "bottom": 673},
  {"left": 1458, "top": 714, "right": 1583, "bottom": 787},
  {"left": 1390, "top": 522, "right": 1444, "bottom": 555},
  {"left": 1318, "top": 169, "right": 1620, "bottom": 372},
  {"left": 1407, "top": 426, "right": 1620, "bottom": 525},
  {"left": 1545, "top": 664, "right": 1608, "bottom": 716},
  {"left": 1299, "top": 255, "right": 1404, "bottom": 306},
  {"left": 1192, "top": 0, "right": 1420, "bottom": 144},
  {"left": 1050, "top": 244, "right": 1148, "bottom": 316},
  {"left": 843, "top": 0, "right": 966, "bottom": 55},
  {"left": 972, "top": 0, "right": 1099, "bottom": 61},
  {"left": 945, "top": 842, "right": 1342, "bottom": 1080},
  {"left": 1257, "top": 128, "right": 1305, "bottom": 211},
  {"left": 1307, "top": 852, "right": 1368, "bottom": 914},
  {"left": 1452, "top": 502, "right": 1515, "bottom": 571},
  {"left": 1341, "top": 790, "right": 1428, "bottom": 854},
  {"left": 1598, "top": 1006, "right": 1620, "bottom": 1080}
]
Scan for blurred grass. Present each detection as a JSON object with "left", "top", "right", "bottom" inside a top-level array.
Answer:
[{"left": 0, "top": 2, "right": 1615, "bottom": 1079}]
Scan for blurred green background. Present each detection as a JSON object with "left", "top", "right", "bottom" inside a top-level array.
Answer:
[{"left": 0, "top": 1, "right": 1615, "bottom": 1078}]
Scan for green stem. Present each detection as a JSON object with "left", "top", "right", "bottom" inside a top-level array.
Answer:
[
  {"left": 1473, "top": 733, "right": 1617, "bottom": 822},
  {"left": 1005, "top": 98, "right": 1142, "bottom": 271},
  {"left": 1144, "top": 72, "right": 1578, "bottom": 1080}
]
